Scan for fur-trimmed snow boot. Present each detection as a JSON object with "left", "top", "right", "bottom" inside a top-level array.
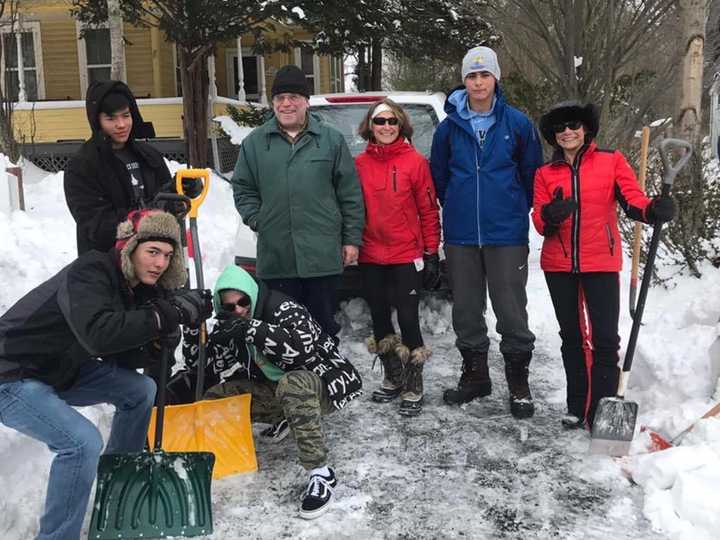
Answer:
[
  {"left": 367, "top": 334, "right": 405, "bottom": 403},
  {"left": 504, "top": 352, "right": 535, "bottom": 419},
  {"left": 399, "top": 346, "right": 430, "bottom": 416},
  {"left": 443, "top": 349, "right": 492, "bottom": 405}
]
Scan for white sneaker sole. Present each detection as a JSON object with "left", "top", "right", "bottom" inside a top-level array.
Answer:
[{"left": 299, "top": 493, "right": 334, "bottom": 520}]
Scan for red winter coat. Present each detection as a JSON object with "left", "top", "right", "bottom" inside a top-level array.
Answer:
[
  {"left": 355, "top": 138, "right": 440, "bottom": 265},
  {"left": 532, "top": 143, "right": 652, "bottom": 273}
]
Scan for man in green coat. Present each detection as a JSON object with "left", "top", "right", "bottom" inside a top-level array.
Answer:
[{"left": 232, "top": 65, "right": 364, "bottom": 336}]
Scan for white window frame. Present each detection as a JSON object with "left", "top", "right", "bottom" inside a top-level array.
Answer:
[
  {"left": 224, "top": 49, "right": 261, "bottom": 100},
  {"left": 294, "top": 45, "right": 320, "bottom": 95},
  {"left": 329, "top": 55, "right": 343, "bottom": 93},
  {"left": 0, "top": 20, "right": 45, "bottom": 101},
  {"left": 76, "top": 20, "right": 126, "bottom": 97}
]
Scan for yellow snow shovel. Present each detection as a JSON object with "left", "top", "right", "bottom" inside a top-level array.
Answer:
[{"left": 149, "top": 168, "right": 257, "bottom": 479}]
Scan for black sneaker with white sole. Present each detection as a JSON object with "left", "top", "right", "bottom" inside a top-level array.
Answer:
[
  {"left": 300, "top": 468, "right": 337, "bottom": 520},
  {"left": 260, "top": 419, "right": 290, "bottom": 442}
]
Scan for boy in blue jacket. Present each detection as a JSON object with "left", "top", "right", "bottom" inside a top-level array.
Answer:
[{"left": 430, "top": 46, "right": 543, "bottom": 418}]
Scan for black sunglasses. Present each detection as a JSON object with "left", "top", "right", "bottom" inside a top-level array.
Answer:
[
  {"left": 552, "top": 120, "right": 583, "bottom": 133},
  {"left": 372, "top": 117, "right": 399, "bottom": 126},
  {"left": 220, "top": 295, "right": 251, "bottom": 312}
]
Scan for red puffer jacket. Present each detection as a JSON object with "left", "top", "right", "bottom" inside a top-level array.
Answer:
[
  {"left": 355, "top": 138, "right": 440, "bottom": 265},
  {"left": 532, "top": 142, "right": 651, "bottom": 273}
]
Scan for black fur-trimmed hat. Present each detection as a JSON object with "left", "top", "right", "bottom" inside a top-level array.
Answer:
[
  {"left": 539, "top": 101, "right": 600, "bottom": 147},
  {"left": 271, "top": 65, "right": 310, "bottom": 98},
  {"left": 115, "top": 209, "right": 186, "bottom": 289}
]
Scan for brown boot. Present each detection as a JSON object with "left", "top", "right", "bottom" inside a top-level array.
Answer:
[
  {"left": 504, "top": 352, "right": 535, "bottom": 419},
  {"left": 399, "top": 346, "right": 430, "bottom": 416},
  {"left": 443, "top": 349, "right": 492, "bottom": 405},
  {"left": 367, "top": 334, "right": 405, "bottom": 403}
]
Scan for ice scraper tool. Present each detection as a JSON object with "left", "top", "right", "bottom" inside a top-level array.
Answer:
[{"left": 590, "top": 138, "right": 692, "bottom": 457}]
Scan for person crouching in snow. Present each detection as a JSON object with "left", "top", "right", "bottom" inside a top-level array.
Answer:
[
  {"left": 532, "top": 101, "right": 676, "bottom": 429},
  {"left": 354, "top": 98, "right": 440, "bottom": 416},
  {"left": 0, "top": 209, "right": 213, "bottom": 540},
  {"left": 168, "top": 264, "right": 362, "bottom": 519}
]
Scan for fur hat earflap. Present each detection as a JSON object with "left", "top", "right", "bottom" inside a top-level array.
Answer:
[
  {"left": 539, "top": 101, "right": 599, "bottom": 147},
  {"left": 115, "top": 209, "right": 186, "bottom": 289}
]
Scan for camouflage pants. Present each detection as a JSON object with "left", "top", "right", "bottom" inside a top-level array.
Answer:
[{"left": 205, "top": 370, "right": 334, "bottom": 469}]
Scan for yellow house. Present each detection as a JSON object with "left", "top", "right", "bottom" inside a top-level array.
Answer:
[{"left": 4, "top": 0, "right": 345, "bottom": 145}]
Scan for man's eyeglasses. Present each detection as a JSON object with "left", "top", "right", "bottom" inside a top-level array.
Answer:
[
  {"left": 221, "top": 295, "right": 251, "bottom": 312},
  {"left": 552, "top": 120, "right": 583, "bottom": 133},
  {"left": 372, "top": 117, "right": 399, "bottom": 126}
]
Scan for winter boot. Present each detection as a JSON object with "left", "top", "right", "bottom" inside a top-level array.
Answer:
[
  {"left": 367, "top": 334, "right": 405, "bottom": 403},
  {"left": 399, "top": 346, "right": 430, "bottom": 417},
  {"left": 504, "top": 352, "right": 535, "bottom": 419},
  {"left": 443, "top": 350, "right": 492, "bottom": 405}
]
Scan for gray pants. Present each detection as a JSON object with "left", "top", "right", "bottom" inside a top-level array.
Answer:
[
  {"left": 445, "top": 244, "right": 535, "bottom": 355},
  {"left": 206, "top": 370, "right": 334, "bottom": 470}
]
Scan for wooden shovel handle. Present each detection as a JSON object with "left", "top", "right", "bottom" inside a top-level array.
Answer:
[{"left": 630, "top": 127, "right": 650, "bottom": 317}]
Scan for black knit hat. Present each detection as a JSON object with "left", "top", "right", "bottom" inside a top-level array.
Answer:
[
  {"left": 539, "top": 101, "right": 600, "bottom": 147},
  {"left": 271, "top": 65, "right": 310, "bottom": 98}
]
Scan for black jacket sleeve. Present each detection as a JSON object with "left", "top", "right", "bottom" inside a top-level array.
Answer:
[
  {"left": 64, "top": 155, "right": 129, "bottom": 253},
  {"left": 57, "top": 255, "right": 160, "bottom": 357}
]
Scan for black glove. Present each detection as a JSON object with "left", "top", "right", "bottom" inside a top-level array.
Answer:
[
  {"left": 647, "top": 195, "right": 676, "bottom": 223},
  {"left": 153, "top": 289, "right": 213, "bottom": 331},
  {"left": 214, "top": 316, "right": 250, "bottom": 340},
  {"left": 422, "top": 253, "right": 440, "bottom": 290},
  {"left": 177, "top": 177, "right": 204, "bottom": 199},
  {"left": 165, "top": 369, "right": 197, "bottom": 405},
  {"left": 542, "top": 187, "right": 577, "bottom": 225}
]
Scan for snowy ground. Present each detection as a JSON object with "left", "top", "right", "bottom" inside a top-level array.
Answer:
[{"left": 1, "top": 160, "right": 719, "bottom": 539}]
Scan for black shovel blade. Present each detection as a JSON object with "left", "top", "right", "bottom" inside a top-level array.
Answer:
[
  {"left": 89, "top": 450, "right": 215, "bottom": 539},
  {"left": 590, "top": 397, "right": 638, "bottom": 456}
]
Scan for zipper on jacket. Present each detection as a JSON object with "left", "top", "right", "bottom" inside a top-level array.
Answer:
[
  {"left": 570, "top": 147, "right": 587, "bottom": 273},
  {"left": 475, "top": 149, "right": 481, "bottom": 243},
  {"left": 392, "top": 166, "right": 397, "bottom": 192},
  {"left": 605, "top": 224, "right": 615, "bottom": 256},
  {"left": 558, "top": 234, "right": 568, "bottom": 258}
]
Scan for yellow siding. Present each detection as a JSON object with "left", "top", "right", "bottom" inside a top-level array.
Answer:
[
  {"left": 215, "top": 44, "right": 229, "bottom": 98},
  {"left": 159, "top": 38, "right": 176, "bottom": 97},
  {"left": 124, "top": 25, "right": 154, "bottom": 98},
  {"left": 40, "top": 20, "right": 81, "bottom": 100},
  {"left": 318, "top": 56, "right": 330, "bottom": 93}
]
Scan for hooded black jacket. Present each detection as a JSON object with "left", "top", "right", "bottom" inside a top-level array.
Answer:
[
  {"left": 0, "top": 250, "right": 166, "bottom": 389},
  {"left": 64, "top": 80, "right": 172, "bottom": 255}
]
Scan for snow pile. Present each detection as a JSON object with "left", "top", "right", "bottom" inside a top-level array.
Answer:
[{"left": 214, "top": 115, "right": 255, "bottom": 146}]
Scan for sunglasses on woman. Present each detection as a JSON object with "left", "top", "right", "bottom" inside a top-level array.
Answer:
[
  {"left": 552, "top": 120, "right": 583, "bottom": 133},
  {"left": 372, "top": 117, "right": 399, "bottom": 126},
  {"left": 220, "top": 295, "right": 251, "bottom": 312}
]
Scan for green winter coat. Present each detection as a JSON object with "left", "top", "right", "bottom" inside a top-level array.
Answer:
[{"left": 231, "top": 112, "right": 364, "bottom": 279}]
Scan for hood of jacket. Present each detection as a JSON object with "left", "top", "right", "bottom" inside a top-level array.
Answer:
[
  {"left": 85, "top": 80, "right": 155, "bottom": 140},
  {"left": 213, "top": 264, "right": 260, "bottom": 318},
  {"left": 444, "top": 83, "right": 507, "bottom": 131}
]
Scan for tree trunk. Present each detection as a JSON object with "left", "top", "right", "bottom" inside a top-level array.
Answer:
[
  {"left": 179, "top": 46, "right": 209, "bottom": 168},
  {"left": 370, "top": 38, "right": 383, "bottom": 90},
  {"left": 355, "top": 46, "right": 368, "bottom": 91},
  {"left": 667, "top": 0, "right": 708, "bottom": 277},
  {"left": 107, "top": 0, "right": 124, "bottom": 81}
]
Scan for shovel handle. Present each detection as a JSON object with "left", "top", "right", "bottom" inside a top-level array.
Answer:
[
  {"left": 630, "top": 127, "right": 650, "bottom": 319},
  {"left": 154, "top": 345, "right": 170, "bottom": 450},
  {"left": 618, "top": 138, "right": 693, "bottom": 396},
  {"left": 658, "top": 139, "right": 693, "bottom": 187},
  {"left": 175, "top": 169, "right": 210, "bottom": 219}
]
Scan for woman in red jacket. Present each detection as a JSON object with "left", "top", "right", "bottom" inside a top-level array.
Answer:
[
  {"left": 355, "top": 99, "right": 441, "bottom": 417},
  {"left": 532, "top": 101, "right": 676, "bottom": 429}
]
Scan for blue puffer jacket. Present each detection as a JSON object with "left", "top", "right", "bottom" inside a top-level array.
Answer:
[{"left": 430, "top": 85, "right": 543, "bottom": 246}]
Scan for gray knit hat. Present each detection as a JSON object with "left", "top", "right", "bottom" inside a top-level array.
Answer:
[
  {"left": 115, "top": 209, "right": 186, "bottom": 289},
  {"left": 462, "top": 46, "right": 501, "bottom": 81}
]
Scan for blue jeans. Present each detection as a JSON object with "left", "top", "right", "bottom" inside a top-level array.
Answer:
[{"left": 0, "top": 360, "right": 157, "bottom": 540}]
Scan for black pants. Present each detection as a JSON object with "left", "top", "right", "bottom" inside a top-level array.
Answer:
[
  {"left": 360, "top": 262, "right": 423, "bottom": 350},
  {"left": 264, "top": 275, "right": 341, "bottom": 336},
  {"left": 545, "top": 272, "right": 621, "bottom": 423}
]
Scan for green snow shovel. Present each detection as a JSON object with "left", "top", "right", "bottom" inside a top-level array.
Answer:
[
  {"left": 590, "top": 138, "right": 693, "bottom": 457},
  {"left": 88, "top": 346, "right": 215, "bottom": 539}
]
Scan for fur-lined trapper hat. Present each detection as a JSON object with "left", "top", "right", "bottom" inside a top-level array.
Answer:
[
  {"left": 539, "top": 101, "right": 599, "bottom": 148},
  {"left": 115, "top": 209, "right": 186, "bottom": 289}
]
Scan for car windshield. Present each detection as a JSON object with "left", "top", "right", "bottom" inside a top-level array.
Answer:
[{"left": 309, "top": 103, "right": 439, "bottom": 158}]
